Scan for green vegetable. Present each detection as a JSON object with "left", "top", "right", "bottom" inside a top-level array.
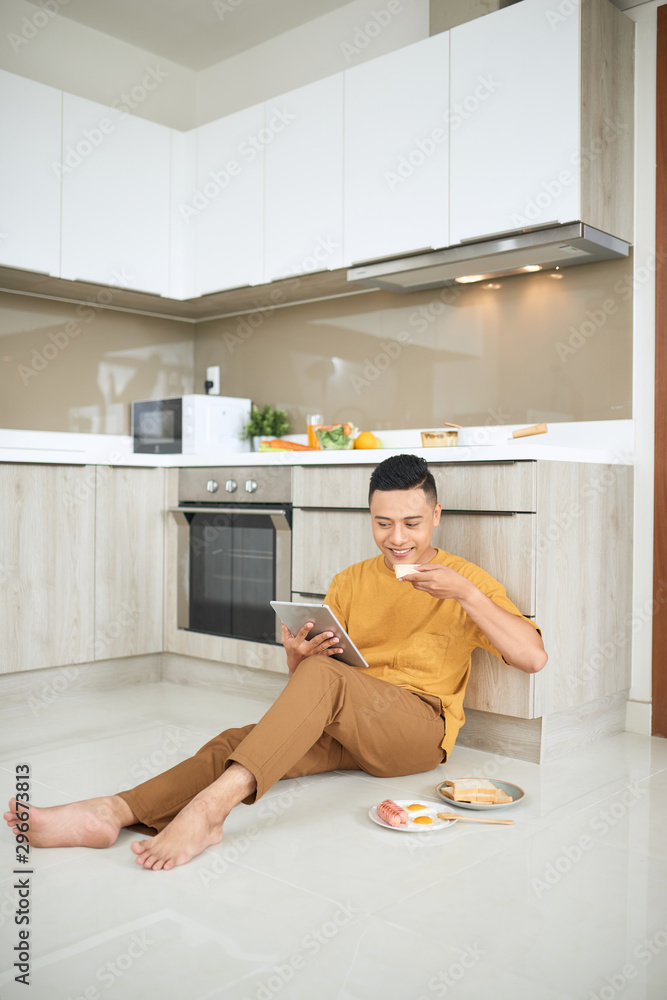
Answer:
[
  {"left": 241, "top": 404, "right": 291, "bottom": 440},
  {"left": 316, "top": 425, "right": 353, "bottom": 450}
]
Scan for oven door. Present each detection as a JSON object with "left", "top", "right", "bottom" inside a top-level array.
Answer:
[
  {"left": 133, "top": 398, "right": 182, "bottom": 454},
  {"left": 170, "top": 505, "right": 291, "bottom": 643}
]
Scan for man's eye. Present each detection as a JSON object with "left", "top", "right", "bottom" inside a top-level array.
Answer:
[{"left": 406, "top": 523, "right": 419, "bottom": 528}]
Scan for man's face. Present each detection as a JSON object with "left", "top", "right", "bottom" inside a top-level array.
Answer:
[{"left": 369, "top": 488, "right": 442, "bottom": 570}]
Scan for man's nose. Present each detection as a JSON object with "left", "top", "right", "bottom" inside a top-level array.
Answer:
[{"left": 388, "top": 530, "right": 408, "bottom": 545}]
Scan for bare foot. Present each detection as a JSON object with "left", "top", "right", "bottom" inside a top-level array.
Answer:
[
  {"left": 3, "top": 795, "right": 135, "bottom": 849},
  {"left": 130, "top": 796, "right": 225, "bottom": 870},
  {"left": 130, "top": 761, "right": 256, "bottom": 871}
]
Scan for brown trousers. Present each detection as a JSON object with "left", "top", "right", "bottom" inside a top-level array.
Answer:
[{"left": 116, "top": 656, "right": 447, "bottom": 833}]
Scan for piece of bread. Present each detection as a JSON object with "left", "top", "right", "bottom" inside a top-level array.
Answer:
[
  {"left": 394, "top": 564, "right": 420, "bottom": 579},
  {"left": 443, "top": 779, "right": 513, "bottom": 805},
  {"left": 444, "top": 779, "right": 499, "bottom": 793}
]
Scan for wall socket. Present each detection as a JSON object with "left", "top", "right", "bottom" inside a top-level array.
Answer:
[{"left": 205, "top": 365, "right": 220, "bottom": 394}]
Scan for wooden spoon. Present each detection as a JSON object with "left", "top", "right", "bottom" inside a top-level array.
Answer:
[{"left": 437, "top": 812, "right": 514, "bottom": 826}]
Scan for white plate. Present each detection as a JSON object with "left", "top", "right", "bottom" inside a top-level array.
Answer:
[
  {"left": 435, "top": 779, "right": 525, "bottom": 811},
  {"left": 369, "top": 799, "right": 457, "bottom": 833}
]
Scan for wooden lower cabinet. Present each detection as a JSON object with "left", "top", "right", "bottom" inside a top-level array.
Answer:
[
  {"left": 0, "top": 464, "right": 96, "bottom": 673},
  {"left": 0, "top": 463, "right": 166, "bottom": 674},
  {"left": 291, "top": 460, "right": 634, "bottom": 728},
  {"left": 292, "top": 508, "right": 535, "bottom": 614},
  {"left": 94, "top": 466, "right": 165, "bottom": 659}
]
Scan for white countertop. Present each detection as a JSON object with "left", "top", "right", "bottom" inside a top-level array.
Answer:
[{"left": 0, "top": 421, "right": 635, "bottom": 466}]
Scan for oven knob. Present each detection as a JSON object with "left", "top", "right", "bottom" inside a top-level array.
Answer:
[
  {"left": 206, "top": 480, "right": 219, "bottom": 493},
  {"left": 245, "top": 480, "right": 258, "bottom": 494},
  {"left": 225, "top": 479, "right": 238, "bottom": 493}
]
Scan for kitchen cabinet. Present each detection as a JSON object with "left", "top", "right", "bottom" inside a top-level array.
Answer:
[
  {"left": 94, "top": 467, "right": 165, "bottom": 659},
  {"left": 291, "top": 509, "right": 534, "bottom": 613},
  {"left": 264, "top": 74, "right": 344, "bottom": 281},
  {"left": 291, "top": 460, "right": 633, "bottom": 749},
  {"left": 0, "top": 464, "right": 95, "bottom": 674},
  {"left": 169, "top": 128, "right": 197, "bottom": 300},
  {"left": 449, "top": 0, "right": 634, "bottom": 245},
  {"left": 60, "top": 93, "right": 171, "bottom": 295},
  {"left": 343, "top": 30, "right": 450, "bottom": 266},
  {"left": 0, "top": 71, "right": 62, "bottom": 277},
  {"left": 195, "top": 103, "right": 265, "bottom": 295}
]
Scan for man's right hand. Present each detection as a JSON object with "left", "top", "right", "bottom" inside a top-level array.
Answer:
[{"left": 281, "top": 622, "right": 344, "bottom": 675}]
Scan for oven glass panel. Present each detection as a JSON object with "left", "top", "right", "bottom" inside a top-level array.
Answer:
[{"left": 188, "top": 512, "right": 277, "bottom": 642}]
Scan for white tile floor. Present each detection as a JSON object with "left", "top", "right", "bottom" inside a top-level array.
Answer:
[{"left": 0, "top": 681, "right": 666, "bottom": 1000}]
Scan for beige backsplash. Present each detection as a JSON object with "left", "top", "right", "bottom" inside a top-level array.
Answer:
[
  {"left": 0, "top": 254, "right": 632, "bottom": 434},
  {"left": 196, "top": 256, "right": 633, "bottom": 435},
  {"left": 0, "top": 293, "right": 195, "bottom": 433}
]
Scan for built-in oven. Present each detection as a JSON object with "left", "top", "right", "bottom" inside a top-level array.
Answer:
[{"left": 169, "top": 466, "right": 292, "bottom": 643}]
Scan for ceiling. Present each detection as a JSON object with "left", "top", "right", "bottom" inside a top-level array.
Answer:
[
  {"left": 39, "top": 0, "right": 649, "bottom": 71},
  {"left": 50, "top": 0, "right": 355, "bottom": 71},
  {"left": 609, "top": 0, "right": 657, "bottom": 8}
]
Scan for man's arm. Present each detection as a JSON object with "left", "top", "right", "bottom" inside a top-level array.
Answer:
[{"left": 400, "top": 565, "right": 547, "bottom": 674}]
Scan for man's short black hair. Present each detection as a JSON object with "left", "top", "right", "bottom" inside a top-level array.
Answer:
[{"left": 368, "top": 454, "right": 438, "bottom": 506}]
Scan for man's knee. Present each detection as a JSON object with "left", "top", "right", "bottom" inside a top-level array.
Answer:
[{"left": 292, "top": 655, "right": 349, "bottom": 689}]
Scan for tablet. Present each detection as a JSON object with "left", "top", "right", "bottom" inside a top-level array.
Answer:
[{"left": 270, "top": 601, "right": 369, "bottom": 669}]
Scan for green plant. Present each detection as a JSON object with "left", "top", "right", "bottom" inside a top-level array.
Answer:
[{"left": 240, "top": 404, "right": 291, "bottom": 440}]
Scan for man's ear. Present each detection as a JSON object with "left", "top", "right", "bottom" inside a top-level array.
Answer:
[{"left": 433, "top": 503, "right": 442, "bottom": 526}]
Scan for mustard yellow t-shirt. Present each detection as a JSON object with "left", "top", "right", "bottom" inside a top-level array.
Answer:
[{"left": 324, "top": 548, "right": 541, "bottom": 760}]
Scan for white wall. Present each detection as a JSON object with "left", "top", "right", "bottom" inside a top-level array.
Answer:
[
  {"left": 196, "top": 0, "right": 430, "bottom": 124},
  {"left": 0, "top": 0, "right": 196, "bottom": 130},
  {"left": 627, "top": 1, "right": 658, "bottom": 735}
]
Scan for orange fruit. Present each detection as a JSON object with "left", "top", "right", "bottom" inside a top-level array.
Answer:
[{"left": 354, "top": 431, "right": 379, "bottom": 449}]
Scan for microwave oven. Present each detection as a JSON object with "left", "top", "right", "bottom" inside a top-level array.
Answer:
[{"left": 131, "top": 395, "right": 252, "bottom": 454}]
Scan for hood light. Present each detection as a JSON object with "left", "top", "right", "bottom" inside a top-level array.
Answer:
[
  {"left": 454, "top": 274, "right": 486, "bottom": 284},
  {"left": 521, "top": 265, "right": 542, "bottom": 272}
]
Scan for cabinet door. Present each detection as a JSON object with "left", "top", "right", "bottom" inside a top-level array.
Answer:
[
  {"left": 264, "top": 74, "right": 344, "bottom": 281},
  {"left": 94, "top": 467, "right": 165, "bottom": 659},
  {"left": 60, "top": 94, "right": 170, "bottom": 294},
  {"left": 464, "top": 647, "right": 535, "bottom": 718},
  {"left": 195, "top": 104, "right": 265, "bottom": 294},
  {"left": 0, "top": 465, "right": 95, "bottom": 673},
  {"left": 435, "top": 512, "right": 535, "bottom": 615},
  {"left": 292, "top": 509, "right": 378, "bottom": 594},
  {"left": 292, "top": 508, "right": 534, "bottom": 613},
  {"left": 343, "top": 31, "right": 450, "bottom": 266},
  {"left": 0, "top": 71, "right": 61, "bottom": 276},
  {"left": 293, "top": 461, "right": 536, "bottom": 511},
  {"left": 449, "top": 0, "right": 580, "bottom": 244},
  {"left": 169, "top": 128, "right": 197, "bottom": 300}
]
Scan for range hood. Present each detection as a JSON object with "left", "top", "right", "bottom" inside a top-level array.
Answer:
[{"left": 346, "top": 223, "right": 630, "bottom": 293}]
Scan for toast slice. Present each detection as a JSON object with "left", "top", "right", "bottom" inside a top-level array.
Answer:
[
  {"left": 394, "top": 564, "right": 420, "bottom": 579},
  {"left": 443, "top": 779, "right": 513, "bottom": 804}
]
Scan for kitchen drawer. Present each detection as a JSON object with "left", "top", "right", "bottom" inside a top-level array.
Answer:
[
  {"left": 293, "top": 462, "right": 536, "bottom": 512},
  {"left": 464, "top": 648, "right": 536, "bottom": 719},
  {"left": 434, "top": 512, "right": 535, "bottom": 615},
  {"left": 291, "top": 509, "right": 379, "bottom": 594},
  {"left": 292, "top": 509, "right": 535, "bottom": 615},
  {"left": 292, "top": 589, "right": 536, "bottom": 719}
]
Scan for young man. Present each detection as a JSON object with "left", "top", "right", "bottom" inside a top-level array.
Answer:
[{"left": 4, "top": 454, "right": 546, "bottom": 871}]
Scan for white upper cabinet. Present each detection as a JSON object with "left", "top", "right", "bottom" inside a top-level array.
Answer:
[
  {"left": 264, "top": 74, "right": 344, "bottom": 281},
  {"left": 449, "top": 0, "right": 580, "bottom": 245},
  {"left": 195, "top": 103, "right": 265, "bottom": 295},
  {"left": 169, "top": 128, "right": 197, "bottom": 300},
  {"left": 0, "top": 71, "right": 61, "bottom": 276},
  {"left": 343, "top": 31, "right": 450, "bottom": 267},
  {"left": 60, "top": 93, "right": 170, "bottom": 295}
]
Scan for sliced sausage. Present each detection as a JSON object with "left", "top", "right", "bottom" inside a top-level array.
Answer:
[{"left": 377, "top": 799, "right": 408, "bottom": 826}]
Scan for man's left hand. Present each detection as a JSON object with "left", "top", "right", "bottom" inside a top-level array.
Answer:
[{"left": 398, "top": 564, "right": 472, "bottom": 602}]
